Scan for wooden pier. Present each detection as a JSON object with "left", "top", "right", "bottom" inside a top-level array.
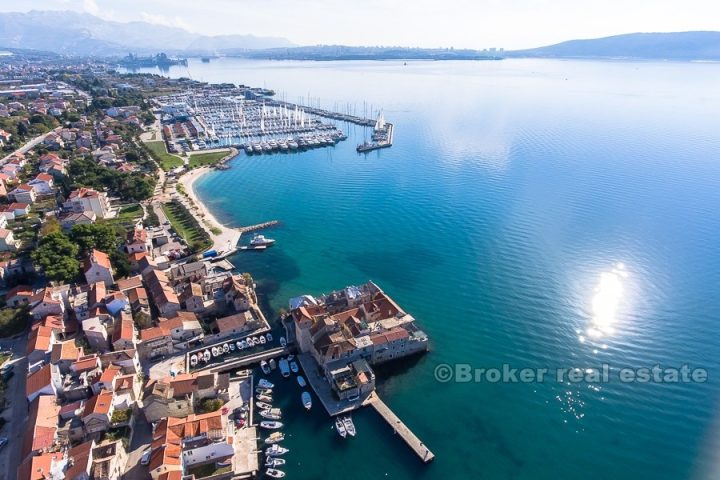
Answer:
[
  {"left": 238, "top": 220, "right": 279, "bottom": 234},
  {"left": 366, "top": 393, "right": 435, "bottom": 463}
]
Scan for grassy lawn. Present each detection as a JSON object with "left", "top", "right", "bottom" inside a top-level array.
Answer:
[
  {"left": 187, "top": 463, "right": 231, "bottom": 479},
  {"left": 118, "top": 203, "right": 143, "bottom": 220},
  {"left": 0, "top": 307, "right": 28, "bottom": 338},
  {"left": 188, "top": 150, "right": 230, "bottom": 168},
  {"left": 161, "top": 201, "right": 211, "bottom": 251},
  {"left": 144, "top": 140, "right": 184, "bottom": 170}
]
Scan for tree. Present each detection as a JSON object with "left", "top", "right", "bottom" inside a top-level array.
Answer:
[
  {"left": 40, "top": 217, "right": 61, "bottom": 236},
  {"left": 110, "top": 250, "right": 132, "bottom": 279},
  {"left": 70, "top": 223, "right": 118, "bottom": 254},
  {"left": 32, "top": 231, "right": 80, "bottom": 283}
]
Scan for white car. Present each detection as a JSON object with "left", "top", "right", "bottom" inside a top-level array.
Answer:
[{"left": 140, "top": 448, "right": 152, "bottom": 465}]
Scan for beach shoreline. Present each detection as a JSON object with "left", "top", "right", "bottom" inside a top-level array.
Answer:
[{"left": 177, "top": 154, "right": 242, "bottom": 253}]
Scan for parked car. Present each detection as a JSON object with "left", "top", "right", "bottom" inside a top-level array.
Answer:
[{"left": 140, "top": 448, "right": 152, "bottom": 465}]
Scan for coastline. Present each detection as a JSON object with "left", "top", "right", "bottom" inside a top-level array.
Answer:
[{"left": 177, "top": 154, "right": 243, "bottom": 253}]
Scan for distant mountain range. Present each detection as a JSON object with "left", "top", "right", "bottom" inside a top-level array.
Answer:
[
  {"left": 0, "top": 10, "right": 294, "bottom": 56},
  {"left": 508, "top": 31, "right": 720, "bottom": 60},
  {"left": 0, "top": 11, "right": 719, "bottom": 61}
]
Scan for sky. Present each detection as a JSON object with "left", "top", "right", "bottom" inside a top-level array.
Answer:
[{"left": 2, "top": 0, "right": 719, "bottom": 49}]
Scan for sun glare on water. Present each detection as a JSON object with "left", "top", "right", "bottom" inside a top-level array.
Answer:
[{"left": 587, "top": 263, "right": 628, "bottom": 338}]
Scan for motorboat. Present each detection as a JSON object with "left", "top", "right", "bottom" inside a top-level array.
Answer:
[
  {"left": 335, "top": 417, "right": 347, "bottom": 438},
  {"left": 203, "top": 350, "right": 211, "bottom": 362},
  {"left": 297, "top": 375, "right": 306, "bottom": 387},
  {"left": 343, "top": 416, "right": 356, "bottom": 437},
  {"left": 256, "top": 401, "right": 273, "bottom": 410},
  {"left": 301, "top": 391, "right": 312, "bottom": 410},
  {"left": 290, "top": 361, "right": 299, "bottom": 374},
  {"left": 256, "top": 387, "right": 272, "bottom": 396},
  {"left": 250, "top": 234, "right": 276, "bottom": 247},
  {"left": 260, "top": 421, "right": 283, "bottom": 430},
  {"left": 266, "top": 468, "right": 285, "bottom": 478},
  {"left": 258, "top": 379, "right": 274, "bottom": 389},
  {"left": 256, "top": 394, "right": 273, "bottom": 402},
  {"left": 266, "top": 444, "right": 289, "bottom": 456},
  {"left": 280, "top": 337, "right": 287, "bottom": 347},
  {"left": 269, "top": 358, "right": 277, "bottom": 370},
  {"left": 279, "top": 358, "right": 290, "bottom": 378},
  {"left": 267, "top": 333, "right": 273, "bottom": 342},
  {"left": 229, "top": 343, "right": 236, "bottom": 352},
  {"left": 189, "top": 355, "right": 198, "bottom": 367},
  {"left": 259, "top": 336, "right": 267, "bottom": 345},
  {"left": 264, "top": 432, "right": 285, "bottom": 445},
  {"left": 239, "top": 340, "right": 247, "bottom": 349},
  {"left": 265, "top": 457, "right": 286, "bottom": 467},
  {"left": 287, "top": 354, "right": 294, "bottom": 361},
  {"left": 211, "top": 347, "right": 219, "bottom": 357},
  {"left": 259, "top": 408, "right": 282, "bottom": 420},
  {"left": 222, "top": 343, "right": 229, "bottom": 353},
  {"left": 261, "top": 360, "right": 271, "bottom": 375}
]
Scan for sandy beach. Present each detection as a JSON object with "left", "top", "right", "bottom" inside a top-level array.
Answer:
[{"left": 178, "top": 165, "right": 242, "bottom": 253}]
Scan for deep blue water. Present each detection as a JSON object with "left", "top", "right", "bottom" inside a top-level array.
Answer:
[{"left": 130, "top": 58, "right": 720, "bottom": 479}]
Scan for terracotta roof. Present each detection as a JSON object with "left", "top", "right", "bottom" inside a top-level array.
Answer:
[
  {"left": 50, "top": 340, "right": 82, "bottom": 363},
  {"left": 140, "top": 326, "right": 168, "bottom": 341},
  {"left": 21, "top": 395, "right": 60, "bottom": 459},
  {"left": 35, "top": 173, "right": 54, "bottom": 182},
  {"left": 85, "top": 249, "right": 112, "bottom": 271},
  {"left": 98, "top": 364, "right": 122, "bottom": 384},
  {"left": 216, "top": 312, "right": 252, "bottom": 333},
  {"left": 112, "top": 318, "right": 135, "bottom": 344},
  {"left": 83, "top": 389, "right": 113, "bottom": 417},
  {"left": 69, "top": 187, "right": 101, "bottom": 199},
  {"left": 369, "top": 327, "right": 410, "bottom": 345},
  {"left": 26, "top": 363, "right": 53, "bottom": 398},
  {"left": 65, "top": 440, "right": 94, "bottom": 479},
  {"left": 27, "top": 324, "right": 54, "bottom": 355},
  {"left": 72, "top": 354, "right": 100, "bottom": 373},
  {"left": 116, "top": 275, "right": 143, "bottom": 291},
  {"left": 6, "top": 284, "right": 33, "bottom": 299},
  {"left": 17, "top": 453, "right": 62, "bottom": 480}
]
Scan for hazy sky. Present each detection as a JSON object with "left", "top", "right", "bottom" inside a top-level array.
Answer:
[{"left": 3, "top": 0, "right": 719, "bottom": 49}]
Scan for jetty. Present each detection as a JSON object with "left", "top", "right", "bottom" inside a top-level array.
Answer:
[
  {"left": 365, "top": 393, "right": 435, "bottom": 463},
  {"left": 239, "top": 220, "right": 279, "bottom": 234}
]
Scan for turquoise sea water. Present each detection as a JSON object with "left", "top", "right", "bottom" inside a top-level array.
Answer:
[{"left": 131, "top": 59, "right": 720, "bottom": 479}]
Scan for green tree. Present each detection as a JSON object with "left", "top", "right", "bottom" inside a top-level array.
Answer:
[
  {"left": 70, "top": 223, "right": 118, "bottom": 254},
  {"left": 32, "top": 231, "right": 80, "bottom": 283}
]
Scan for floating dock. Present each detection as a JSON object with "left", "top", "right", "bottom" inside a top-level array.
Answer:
[{"left": 366, "top": 393, "right": 435, "bottom": 463}]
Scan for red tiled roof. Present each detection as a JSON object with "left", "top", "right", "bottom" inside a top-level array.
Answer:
[
  {"left": 83, "top": 389, "right": 113, "bottom": 417},
  {"left": 27, "top": 324, "right": 54, "bottom": 355},
  {"left": 26, "top": 363, "right": 53, "bottom": 398}
]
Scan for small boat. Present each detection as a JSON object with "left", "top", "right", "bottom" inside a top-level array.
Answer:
[
  {"left": 335, "top": 417, "right": 347, "bottom": 438},
  {"left": 211, "top": 347, "right": 219, "bottom": 357},
  {"left": 343, "top": 416, "right": 356, "bottom": 437},
  {"left": 266, "top": 444, "right": 289, "bottom": 456},
  {"left": 258, "top": 379, "right": 274, "bottom": 389},
  {"left": 236, "top": 340, "right": 243, "bottom": 350},
  {"left": 261, "top": 360, "right": 271, "bottom": 374},
  {"left": 229, "top": 343, "right": 236, "bottom": 351},
  {"left": 189, "top": 355, "right": 198, "bottom": 367},
  {"left": 302, "top": 391, "right": 312, "bottom": 410},
  {"left": 256, "top": 387, "right": 273, "bottom": 395},
  {"left": 260, "top": 421, "right": 283, "bottom": 430},
  {"left": 269, "top": 358, "right": 277, "bottom": 370},
  {"left": 250, "top": 337, "right": 258, "bottom": 346},
  {"left": 279, "top": 358, "right": 290, "bottom": 378},
  {"left": 260, "top": 408, "right": 282, "bottom": 420},
  {"left": 256, "top": 394, "right": 273, "bottom": 402},
  {"left": 203, "top": 350, "right": 211, "bottom": 362},
  {"left": 290, "top": 361, "right": 299, "bottom": 374},
  {"left": 266, "top": 468, "right": 286, "bottom": 478},
  {"left": 256, "top": 401, "right": 273, "bottom": 410},
  {"left": 222, "top": 343, "right": 229, "bottom": 353},
  {"left": 287, "top": 354, "right": 294, "bottom": 361},
  {"left": 280, "top": 337, "right": 287, "bottom": 347},
  {"left": 265, "top": 457, "right": 286, "bottom": 467},
  {"left": 259, "top": 336, "right": 267, "bottom": 345},
  {"left": 239, "top": 340, "right": 247, "bottom": 349},
  {"left": 266, "top": 333, "right": 273, "bottom": 342},
  {"left": 250, "top": 234, "right": 276, "bottom": 247},
  {"left": 296, "top": 375, "right": 306, "bottom": 387}
]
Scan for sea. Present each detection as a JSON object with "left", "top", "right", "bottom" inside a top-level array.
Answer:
[{"left": 124, "top": 58, "right": 720, "bottom": 479}]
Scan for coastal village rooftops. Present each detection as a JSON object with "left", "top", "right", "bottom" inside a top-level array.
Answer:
[
  {"left": 117, "top": 275, "right": 143, "bottom": 291},
  {"left": 65, "top": 440, "right": 94, "bottom": 480},
  {"left": 84, "top": 248, "right": 112, "bottom": 271},
  {"left": 69, "top": 186, "right": 103, "bottom": 199},
  {"left": 27, "top": 324, "right": 54, "bottom": 355},
  {"left": 72, "top": 354, "right": 101, "bottom": 373},
  {"left": 216, "top": 311, "right": 254, "bottom": 333},
  {"left": 51, "top": 340, "right": 83, "bottom": 363}
]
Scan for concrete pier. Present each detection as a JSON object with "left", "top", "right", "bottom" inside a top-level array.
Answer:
[
  {"left": 366, "top": 393, "right": 435, "bottom": 463},
  {"left": 238, "top": 220, "right": 279, "bottom": 234}
]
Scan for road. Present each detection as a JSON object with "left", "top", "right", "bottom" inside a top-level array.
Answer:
[
  {"left": 122, "top": 413, "right": 152, "bottom": 480},
  {"left": 0, "top": 334, "right": 28, "bottom": 480},
  {"left": 0, "top": 127, "right": 62, "bottom": 164}
]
